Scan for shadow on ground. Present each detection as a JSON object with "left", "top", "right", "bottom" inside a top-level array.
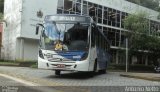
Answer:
[{"left": 47, "top": 72, "right": 107, "bottom": 79}]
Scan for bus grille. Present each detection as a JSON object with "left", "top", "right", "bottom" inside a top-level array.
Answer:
[{"left": 45, "top": 54, "right": 72, "bottom": 62}]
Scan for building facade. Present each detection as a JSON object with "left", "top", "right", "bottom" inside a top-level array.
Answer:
[
  {"left": 56, "top": 0, "right": 160, "bottom": 65},
  {"left": 2, "top": 0, "right": 57, "bottom": 61},
  {"left": 2, "top": 0, "right": 160, "bottom": 64}
]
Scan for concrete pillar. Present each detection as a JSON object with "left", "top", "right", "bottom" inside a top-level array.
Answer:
[
  {"left": 20, "top": 39, "right": 24, "bottom": 61},
  {"left": 132, "top": 56, "right": 137, "bottom": 65},
  {"left": 131, "top": 56, "right": 134, "bottom": 65}
]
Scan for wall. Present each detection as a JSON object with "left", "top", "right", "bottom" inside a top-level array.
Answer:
[
  {"left": 21, "top": 0, "right": 58, "bottom": 39},
  {"left": 1, "top": 0, "right": 22, "bottom": 60},
  {"left": 23, "top": 39, "right": 39, "bottom": 61},
  {"left": 2, "top": 0, "right": 58, "bottom": 60},
  {"left": 19, "top": 0, "right": 58, "bottom": 60}
]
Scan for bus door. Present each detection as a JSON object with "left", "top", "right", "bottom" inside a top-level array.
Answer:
[{"left": 88, "top": 24, "right": 97, "bottom": 71}]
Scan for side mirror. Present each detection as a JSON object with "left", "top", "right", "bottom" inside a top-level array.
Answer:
[
  {"left": 36, "top": 24, "right": 44, "bottom": 35},
  {"left": 36, "top": 26, "right": 39, "bottom": 35}
]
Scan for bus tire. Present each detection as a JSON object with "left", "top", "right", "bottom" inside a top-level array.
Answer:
[
  {"left": 55, "top": 70, "right": 61, "bottom": 75},
  {"left": 99, "top": 61, "right": 107, "bottom": 74},
  {"left": 93, "top": 61, "right": 97, "bottom": 73},
  {"left": 99, "top": 69, "right": 106, "bottom": 74}
]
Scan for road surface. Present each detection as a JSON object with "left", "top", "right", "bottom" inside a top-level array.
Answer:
[{"left": 0, "top": 66, "right": 159, "bottom": 92}]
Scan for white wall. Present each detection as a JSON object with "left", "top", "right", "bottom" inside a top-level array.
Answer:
[
  {"left": 20, "top": 0, "right": 58, "bottom": 39},
  {"left": 19, "top": 0, "right": 58, "bottom": 60},
  {"left": 23, "top": 39, "right": 39, "bottom": 61},
  {"left": 1, "top": 0, "right": 22, "bottom": 60},
  {"left": 2, "top": 0, "right": 58, "bottom": 60}
]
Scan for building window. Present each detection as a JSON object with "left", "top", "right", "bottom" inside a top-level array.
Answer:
[
  {"left": 57, "top": 0, "right": 64, "bottom": 10},
  {"left": 97, "top": 6, "right": 102, "bottom": 24},
  {"left": 57, "top": 9, "right": 63, "bottom": 14},
  {"left": 76, "top": 2, "right": 81, "bottom": 13},
  {"left": 121, "top": 12, "right": 125, "bottom": 28},
  {"left": 98, "top": 26, "right": 102, "bottom": 31},
  {"left": 64, "top": 0, "right": 73, "bottom": 11},
  {"left": 103, "top": 27, "right": 108, "bottom": 36},
  {"left": 103, "top": 7, "right": 108, "bottom": 25},
  {"left": 108, "top": 8, "right": 112, "bottom": 26},
  {"left": 83, "top": 2, "right": 88, "bottom": 15},
  {"left": 57, "top": 0, "right": 64, "bottom": 14},
  {"left": 77, "top": 0, "right": 81, "bottom": 3},
  {"left": 115, "top": 30, "right": 120, "bottom": 47},
  {"left": 116, "top": 10, "right": 121, "bottom": 27},
  {"left": 89, "top": 3, "right": 97, "bottom": 21}
]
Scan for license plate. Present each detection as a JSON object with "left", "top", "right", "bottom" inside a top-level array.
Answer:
[{"left": 57, "top": 64, "right": 65, "bottom": 68}]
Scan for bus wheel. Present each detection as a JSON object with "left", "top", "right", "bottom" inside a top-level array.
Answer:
[
  {"left": 89, "top": 61, "right": 97, "bottom": 76},
  {"left": 99, "top": 69, "right": 106, "bottom": 74},
  {"left": 55, "top": 70, "right": 61, "bottom": 75},
  {"left": 93, "top": 61, "right": 97, "bottom": 73}
]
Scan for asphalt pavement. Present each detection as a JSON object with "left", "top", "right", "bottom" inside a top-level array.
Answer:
[
  {"left": 0, "top": 75, "right": 42, "bottom": 92},
  {"left": 0, "top": 66, "right": 160, "bottom": 92},
  {"left": 120, "top": 72, "right": 160, "bottom": 81}
]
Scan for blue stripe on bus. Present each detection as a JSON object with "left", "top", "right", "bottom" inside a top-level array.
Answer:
[{"left": 56, "top": 51, "right": 86, "bottom": 61}]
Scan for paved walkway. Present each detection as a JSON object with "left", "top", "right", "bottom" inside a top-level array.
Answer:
[{"left": 120, "top": 72, "right": 160, "bottom": 81}]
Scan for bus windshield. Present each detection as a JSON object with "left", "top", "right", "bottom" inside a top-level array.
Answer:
[{"left": 42, "top": 22, "right": 89, "bottom": 51}]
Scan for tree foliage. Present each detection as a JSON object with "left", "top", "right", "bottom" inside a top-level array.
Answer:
[
  {"left": 123, "top": 12, "right": 160, "bottom": 55},
  {"left": 0, "top": 0, "right": 3, "bottom": 13},
  {"left": 0, "top": 0, "right": 3, "bottom": 20},
  {"left": 126, "top": 0, "right": 160, "bottom": 11},
  {"left": 123, "top": 12, "right": 149, "bottom": 48},
  {"left": 123, "top": 12, "right": 149, "bottom": 34}
]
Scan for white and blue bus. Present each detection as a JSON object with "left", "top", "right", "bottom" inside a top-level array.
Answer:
[{"left": 36, "top": 15, "right": 111, "bottom": 75}]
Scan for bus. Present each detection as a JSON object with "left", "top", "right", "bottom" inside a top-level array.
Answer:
[{"left": 36, "top": 15, "right": 111, "bottom": 75}]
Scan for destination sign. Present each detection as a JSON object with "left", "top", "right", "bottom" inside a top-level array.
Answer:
[{"left": 45, "top": 15, "right": 91, "bottom": 23}]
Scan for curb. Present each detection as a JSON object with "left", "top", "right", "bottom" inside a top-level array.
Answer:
[
  {"left": 120, "top": 74, "right": 160, "bottom": 81},
  {"left": 0, "top": 62, "right": 37, "bottom": 67},
  {"left": 0, "top": 64, "right": 20, "bottom": 67}
]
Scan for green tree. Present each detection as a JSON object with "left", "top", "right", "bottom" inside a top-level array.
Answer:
[
  {"left": 123, "top": 12, "right": 160, "bottom": 66},
  {"left": 123, "top": 12, "right": 149, "bottom": 49},
  {"left": 0, "top": 0, "right": 3, "bottom": 13},
  {"left": 124, "top": 12, "right": 160, "bottom": 53},
  {"left": 0, "top": 0, "right": 3, "bottom": 20},
  {"left": 126, "top": 0, "right": 160, "bottom": 11}
]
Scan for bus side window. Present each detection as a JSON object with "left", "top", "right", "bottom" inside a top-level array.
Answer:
[{"left": 96, "top": 28, "right": 99, "bottom": 47}]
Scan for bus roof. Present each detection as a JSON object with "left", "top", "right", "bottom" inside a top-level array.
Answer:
[{"left": 45, "top": 14, "right": 93, "bottom": 23}]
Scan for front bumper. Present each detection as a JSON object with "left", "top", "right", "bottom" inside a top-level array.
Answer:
[{"left": 38, "top": 57, "right": 90, "bottom": 72}]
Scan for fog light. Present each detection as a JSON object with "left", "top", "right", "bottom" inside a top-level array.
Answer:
[{"left": 74, "top": 65, "right": 77, "bottom": 68}]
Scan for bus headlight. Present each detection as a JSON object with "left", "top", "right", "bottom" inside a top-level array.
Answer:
[{"left": 39, "top": 50, "right": 44, "bottom": 59}]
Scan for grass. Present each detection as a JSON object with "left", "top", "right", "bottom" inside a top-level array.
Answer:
[
  {"left": 108, "top": 64, "right": 155, "bottom": 73},
  {"left": 0, "top": 61, "right": 19, "bottom": 66},
  {"left": 0, "top": 60, "right": 38, "bottom": 68},
  {"left": 30, "top": 63, "right": 38, "bottom": 68}
]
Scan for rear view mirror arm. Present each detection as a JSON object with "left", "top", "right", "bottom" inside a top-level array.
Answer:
[{"left": 36, "top": 23, "right": 45, "bottom": 35}]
